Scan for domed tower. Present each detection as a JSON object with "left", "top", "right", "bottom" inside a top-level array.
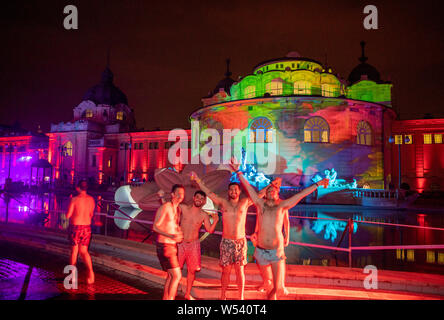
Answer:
[
  {"left": 73, "top": 64, "right": 136, "bottom": 132},
  {"left": 348, "top": 41, "right": 381, "bottom": 84},
  {"left": 201, "top": 59, "right": 236, "bottom": 106},
  {"left": 346, "top": 41, "right": 392, "bottom": 107}
]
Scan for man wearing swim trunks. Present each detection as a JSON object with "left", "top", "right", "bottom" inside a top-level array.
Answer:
[
  {"left": 191, "top": 171, "right": 253, "bottom": 300},
  {"left": 66, "top": 180, "right": 96, "bottom": 284},
  {"left": 177, "top": 190, "right": 219, "bottom": 300},
  {"left": 153, "top": 184, "right": 185, "bottom": 300},
  {"left": 230, "top": 157, "right": 329, "bottom": 300}
]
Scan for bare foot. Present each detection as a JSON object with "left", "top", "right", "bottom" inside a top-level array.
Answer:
[
  {"left": 185, "top": 294, "right": 195, "bottom": 300},
  {"left": 87, "top": 272, "right": 95, "bottom": 285},
  {"left": 257, "top": 282, "right": 272, "bottom": 293},
  {"left": 283, "top": 286, "right": 289, "bottom": 296}
]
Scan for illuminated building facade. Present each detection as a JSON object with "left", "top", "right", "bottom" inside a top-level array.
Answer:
[
  {"left": 192, "top": 45, "right": 396, "bottom": 189},
  {"left": 47, "top": 66, "right": 190, "bottom": 186},
  {"left": 1, "top": 44, "right": 444, "bottom": 192}
]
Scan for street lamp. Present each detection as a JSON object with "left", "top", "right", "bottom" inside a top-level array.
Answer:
[
  {"left": 5, "top": 143, "right": 16, "bottom": 189},
  {"left": 120, "top": 142, "right": 131, "bottom": 183}
]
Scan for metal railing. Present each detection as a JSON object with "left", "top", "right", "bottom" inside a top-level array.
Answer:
[{"left": 2, "top": 194, "right": 443, "bottom": 269}]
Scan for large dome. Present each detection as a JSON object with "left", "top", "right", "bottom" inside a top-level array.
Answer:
[{"left": 83, "top": 67, "right": 128, "bottom": 105}]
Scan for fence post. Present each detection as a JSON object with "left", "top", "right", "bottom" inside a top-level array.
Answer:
[
  {"left": 348, "top": 218, "right": 353, "bottom": 268},
  {"left": 104, "top": 201, "right": 108, "bottom": 237}
]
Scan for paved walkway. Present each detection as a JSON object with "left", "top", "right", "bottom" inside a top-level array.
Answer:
[{"left": 0, "top": 222, "right": 443, "bottom": 300}]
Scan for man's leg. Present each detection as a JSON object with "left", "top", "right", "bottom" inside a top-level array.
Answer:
[
  {"left": 69, "top": 245, "right": 79, "bottom": 266},
  {"left": 256, "top": 262, "right": 273, "bottom": 293},
  {"left": 220, "top": 265, "right": 232, "bottom": 300},
  {"left": 185, "top": 269, "right": 195, "bottom": 300},
  {"left": 267, "top": 260, "right": 285, "bottom": 300},
  {"left": 166, "top": 267, "right": 182, "bottom": 300},
  {"left": 79, "top": 245, "right": 94, "bottom": 284},
  {"left": 233, "top": 264, "right": 245, "bottom": 300},
  {"left": 163, "top": 273, "right": 171, "bottom": 300}
]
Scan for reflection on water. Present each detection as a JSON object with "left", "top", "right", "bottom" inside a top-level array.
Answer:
[{"left": 1, "top": 192, "right": 443, "bottom": 274}]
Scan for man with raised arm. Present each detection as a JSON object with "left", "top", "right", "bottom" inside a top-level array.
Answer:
[
  {"left": 229, "top": 158, "right": 329, "bottom": 300},
  {"left": 177, "top": 190, "right": 219, "bottom": 300},
  {"left": 152, "top": 184, "right": 185, "bottom": 300},
  {"left": 190, "top": 171, "right": 252, "bottom": 300}
]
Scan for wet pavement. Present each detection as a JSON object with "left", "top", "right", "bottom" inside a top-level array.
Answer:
[{"left": 0, "top": 242, "right": 183, "bottom": 300}]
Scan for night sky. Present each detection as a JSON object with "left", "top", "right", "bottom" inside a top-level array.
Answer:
[{"left": 1, "top": 0, "right": 443, "bottom": 133}]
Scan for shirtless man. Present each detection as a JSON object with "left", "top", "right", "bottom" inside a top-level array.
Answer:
[
  {"left": 229, "top": 158, "right": 329, "bottom": 300},
  {"left": 190, "top": 171, "right": 251, "bottom": 300},
  {"left": 152, "top": 184, "right": 185, "bottom": 300},
  {"left": 177, "top": 190, "right": 219, "bottom": 300},
  {"left": 255, "top": 179, "right": 290, "bottom": 295},
  {"left": 66, "top": 180, "right": 96, "bottom": 284}
]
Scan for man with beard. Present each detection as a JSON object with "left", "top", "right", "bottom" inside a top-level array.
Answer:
[
  {"left": 177, "top": 190, "right": 219, "bottom": 300},
  {"left": 229, "top": 158, "right": 329, "bottom": 300},
  {"left": 190, "top": 171, "right": 251, "bottom": 300},
  {"left": 153, "top": 184, "right": 185, "bottom": 300}
]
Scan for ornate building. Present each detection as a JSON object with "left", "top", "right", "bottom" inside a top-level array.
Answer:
[
  {"left": 192, "top": 43, "right": 396, "bottom": 189},
  {"left": 47, "top": 65, "right": 190, "bottom": 187}
]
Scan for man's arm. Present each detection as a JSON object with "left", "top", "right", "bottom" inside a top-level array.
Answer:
[
  {"left": 202, "top": 212, "right": 219, "bottom": 234},
  {"left": 279, "top": 178, "right": 329, "bottom": 209},
  {"left": 283, "top": 210, "right": 290, "bottom": 247},
  {"left": 237, "top": 172, "right": 263, "bottom": 206},
  {"left": 190, "top": 172, "right": 225, "bottom": 207},
  {"left": 66, "top": 198, "right": 75, "bottom": 219}
]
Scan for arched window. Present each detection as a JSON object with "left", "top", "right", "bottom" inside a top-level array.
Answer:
[
  {"left": 265, "top": 79, "right": 283, "bottom": 96},
  {"left": 85, "top": 110, "right": 93, "bottom": 118},
  {"left": 321, "top": 84, "right": 334, "bottom": 97},
  {"left": 294, "top": 81, "right": 311, "bottom": 95},
  {"left": 357, "top": 121, "right": 372, "bottom": 145},
  {"left": 249, "top": 117, "right": 273, "bottom": 143},
  {"left": 63, "top": 141, "right": 73, "bottom": 156},
  {"left": 244, "top": 85, "right": 255, "bottom": 99},
  {"left": 116, "top": 111, "right": 124, "bottom": 120},
  {"left": 304, "top": 117, "right": 329, "bottom": 143}
]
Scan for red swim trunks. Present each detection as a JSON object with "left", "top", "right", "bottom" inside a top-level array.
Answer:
[
  {"left": 178, "top": 239, "right": 201, "bottom": 272},
  {"left": 68, "top": 225, "right": 92, "bottom": 246}
]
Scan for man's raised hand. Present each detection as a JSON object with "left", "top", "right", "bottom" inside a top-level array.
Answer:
[{"left": 317, "top": 178, "right": 330, "bottom": 188}]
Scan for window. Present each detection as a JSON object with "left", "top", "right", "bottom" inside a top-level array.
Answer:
[
  {"left": 116, "top": 111, "right": 124, "bottom": 120},
  {"left": 394, "top": 135, "right": 403, "bottom": 145},
  {"left": 294, "top": 81, "right": 311, "bottom": 95},
  {"left": 86, "top": 110, "right": 93, "bottom": 118},
  {"left": 249, "top": 117, "right": 273, "bottom": 143},
  {"left": 434, "top": 134, "right": 442, "bottom": 144},
  {"left": 18, "top": 146, "right": 26, "bottom": 152},
  {"left": 265, "top": 79, "right": 283, "bottom": 96},
  {"left": 0, "top": 146, "right": 3, "bottom": 152},
  {"left": 92, "top": 155, "right": 96, "bottom": 167},
  {"left": 424, "top": 134, "right": 432, "bottom": 144},
  {"left": 138, "top": 143, "right": 143, "bottom": 150},
  {"left": 321, "top": 84, "right": 334, "bottom": 97},
  {"left": 63, "top": 141, "right": 73, "bottom": 156},
  {"left": 244, "top": 86, "right": 255, "bottom": 99},
  {"left": 149, "top": 142, "right": 159, "bottom": 150},
  {"left": 404, "top": 134, "right": 413, "bottom": 144},
  {"left": 357, "top": 121, "right": 372, "bottom": 146},
  {"left": 426, "top": 251, "right": 435, "bottom": 263},
  {"left": 108, "top": 156, "right": 112, "bottom": 168},
  {"left": 304, "top": 117, "right": 329, "bottom": 143}
]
